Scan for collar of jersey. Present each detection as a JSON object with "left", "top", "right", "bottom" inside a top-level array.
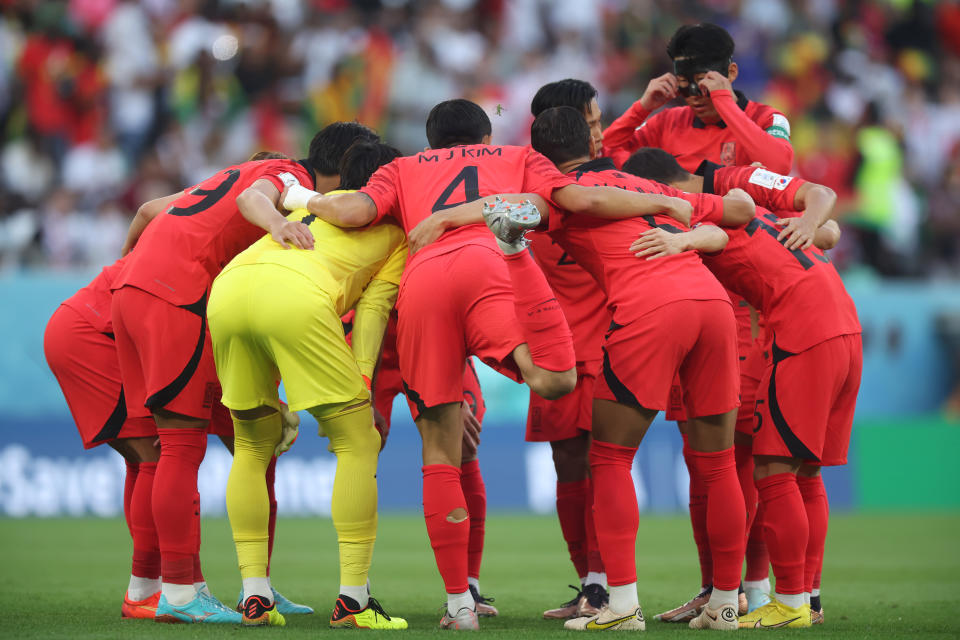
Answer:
[
  {"left": 694, "top": 159, "right": 723, "bottom": 194},
  {"left": 573, "top": 157, "right": 618, "bottom": 179},
  {"left": 692, "top": 90, "right": 750, "bottom": 129},
  {"left": 296, "top": 158, "right": 316, "bottom": 188}
]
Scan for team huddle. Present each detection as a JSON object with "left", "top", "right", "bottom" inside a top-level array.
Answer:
[{"left": 43, "top": 23, "right": 861, "bottom": 632}]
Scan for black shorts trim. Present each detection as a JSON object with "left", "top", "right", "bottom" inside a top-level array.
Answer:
[
  {"left": 145, "top": 292, "right": 208, "bottom": 411},
  {"left": 401, "top": 379, "right": 428, "bottom": 419},
  {"left": 767, "top": 340, "right": 818, "bottom": 461},
  {"left": 602, "top": 346, "right": 642, "bottom": 408},
  {"left": 91, "top": 387, "right": 127, "bottom": 444}
]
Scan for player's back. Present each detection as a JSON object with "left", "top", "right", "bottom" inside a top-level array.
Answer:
[
  {"left": 551, "top": 159, "right": 728, "bottom": 325},
  {"left": 61, "top": 257, "right": 127, "bottom": 334},
  {"left": 113, "top": 159, "right": 314, "bottom": 305},
  {"left": 528, "top": 231, "right": 607, "bottom": 363},
  {"left": 221, "top": 192, "right": 407, "bottom": 316},
  {"left": 703, "top": 209, "right": 860, "bottom": 353},
  {"left": 361, "top": 144, "right": 571, "bottom": 264}
]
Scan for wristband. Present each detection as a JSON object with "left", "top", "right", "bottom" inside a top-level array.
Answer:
[{"left": 283, "top": 184, "right": 320, "bottom": 211}]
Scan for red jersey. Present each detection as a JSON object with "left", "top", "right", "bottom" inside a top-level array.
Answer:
[
  {"left": 696, "top": 165, "right": 860, "bottom": 353},
  {"left": 528, "top": 231, "right": 608, "bottom": 363},
  {"left": 360, "top": 144, "right": 574, "bottom": 268},
  {"left": 547, "top": 158, "right": 729, "bottom": 326},
  {"left": 61, "top": 258, "right": 126, "bottom": 334},
  {"left": 112, "top": 159, "right": 314, "bottom": 305},
  {"left": 602, "top": 90, "right": 793, "bottom": 174}
]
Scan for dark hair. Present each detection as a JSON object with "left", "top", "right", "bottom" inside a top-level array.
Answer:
[
  {"left": 666, "top": 23, "right": 735, "bottom": 62},
  {"left": 425, "top": 99, "right": 492, "bottom": 149},
  {"left": 621, "top": 148, "right": 690, "bottom": 185},
  {"left": 308, "top": 122, "right": 380, "bottom": 176},
  {"left": 530, "top": 106, "right": 591, "bottom": 166},
  {"left": 337, "top": 141, "right": 402, "bottom": 190},
  {"left": 248, "top": 150, "right": 290, "bottom": 161},
  {"left": 530, "top": 79, "right": 598, "bottom": 117}
]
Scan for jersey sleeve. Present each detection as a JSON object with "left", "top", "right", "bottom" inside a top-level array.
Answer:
[
  {"left": 656, "top": 182, "right": 725, "bottom": 227},
  {"left": 710, "top": 90, "right": 794, "bottom": 173},
  {"left": 359, "top": 160, "right": 402, "bottom": 224},
  {"left": 601, "top": 100, "right": 654, "bottom": 168},
  {"left": 371, "top": 228, "right": 408, "bottom": 286},
  {"left": 738, "top": 167, "right": 805, "bottom": 212},
  {"left": 351, "top": 278, "right": 399, "bottom": 380},
  {"left": 522, "top": 150, "right": 576, "bottom": 202}
]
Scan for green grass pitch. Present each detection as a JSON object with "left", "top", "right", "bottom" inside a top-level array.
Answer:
[{"left": 0, "top": 512, "right": 956, "bottom": 638}]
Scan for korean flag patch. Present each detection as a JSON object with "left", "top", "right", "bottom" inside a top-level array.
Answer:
[{"left": 748, "top": 168, "right": 793, "bottom": 191}]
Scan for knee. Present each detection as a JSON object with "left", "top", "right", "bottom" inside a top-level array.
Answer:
[
  {"left": 529, "top": 368, "right": 577, "bottom": 400},
  {"left": 551, "top": 435, "right": 589, "bottom": 481}
]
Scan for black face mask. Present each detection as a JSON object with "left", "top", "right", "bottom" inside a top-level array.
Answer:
[{"left": 673, "top": 57, "right": 731, "bottom": 97}]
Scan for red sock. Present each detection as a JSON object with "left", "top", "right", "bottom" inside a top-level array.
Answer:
[
  {"left": 266, "top": 455, "right": 278, "bottom": 576},
  {"left": 744, "top": 501, "right": 770, "bottom": 582},
  {"left": 423, "top": 464, "right": 469, "bottom": 594},
  {"left": 589, "top": 440, "right": 638, "bottom": 586},
  {"left": 193, "top": 491, "right": 204, "bottom": 584},
  {"left": 460, "top": 459, "right": 486, "bottom": 580},
  {"left": 584, "top": 477, "right": 605, "bottom": 574},
  {"left": 757, "top": 472, "right": 807, "bottom": 595},
  {"left": 153, "top": 428, "right": 207, "bottom": 585},
  {"left": 556, "top": 478, "right": 589, "bottom": 578},
  {"left": 686, "top": 447, "right": 746, "bottom": 591},
  {"left": 130, "top": 461, "right": 160, "bottom": 579},
  {"left": 124, "top": 461, "right": 139, "bottom": 538},
  {"left": 735, "top": 441, "right": 758, "bottom": 533},
  {"left": 683, "top": 436, "right": 712, "bottom": 588},
  {"left": 502, "top": 250, "right": 575, "bottom": 372},
  {"left": 797, "top": 474, "right": 829, "bottom": 594}
]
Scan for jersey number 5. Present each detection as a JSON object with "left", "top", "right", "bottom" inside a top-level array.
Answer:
[{"left": 431, "top": 166, "right": 480, "bottom": 213}]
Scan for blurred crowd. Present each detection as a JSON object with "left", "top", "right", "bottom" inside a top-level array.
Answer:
[{"left": 0, "top": 0, "right": 958, "bottom": 277}]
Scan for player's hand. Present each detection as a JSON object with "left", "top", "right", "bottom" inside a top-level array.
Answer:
[
  {"left": 461, "top": 400, "right": 481, "bottom": 460},
  {"left": 408, "top": 215, "right": 446, "bottom": 254},
  {"left": 274, "top": 404, "right": 300, "bottom": 456},
  {"left": 373, "top": 406, "right": 389, "bottom": 452},
  {"left": 630, "top": 227, "right": 689, "bottom": 259},
  {"left": 639, "top": 72, "right": 679, "bottom": 111},
  {"left": 664, "top": 196, "right": 693, "bottom": 227},
  {"left": 270, "top": 218, "right": 314, "bottom": 250},
  {"left": 698, "top": 70, "right": 732, "bottom": 96},
  {"left": 775, "top": 215, "right": 818, "bottom": 251}
]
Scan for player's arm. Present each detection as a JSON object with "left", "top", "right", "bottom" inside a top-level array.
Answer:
[
  {"left": 237, "top": 178, "right": 314, "bottom": 249},
  {"left": 601, "top": 74, "right": 676, "bottom": 162},
  {"left": 552, "top": 184, "right": 694, "bottom": 227},
  {"left": 813, "top": 220, "right": 841, "bottom": 251},
  {"left": 285, "top": 189, "right": 379, "bottom": 228},
  {"left": 698, "top": 72, "right": 794, "bottom": 173},
  {"left": 352, "top": 240, "right": 407, "bottom": 382},
  {"left": 774, "top": 182, "right": 838, "bottom": 250},
  {"left": 628, "top": 223, "right": 729, "bottom": 260},
  {"left": 407, "top": 194, "right": 548, "bottom": 254},
  {"left": 121, "top": 192, "right": 182, "bottom": 255},
  {"left": 719, "top": 188, "right": 757, "bottom": 227}
]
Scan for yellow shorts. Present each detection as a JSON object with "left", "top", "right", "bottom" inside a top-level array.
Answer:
[{"left": 208, "top": 263, "right": 368, "bottom": 413}]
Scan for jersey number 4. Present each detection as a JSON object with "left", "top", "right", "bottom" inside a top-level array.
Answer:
[{"left": 431, "top": 166, "right": 480, "bottom": 213}]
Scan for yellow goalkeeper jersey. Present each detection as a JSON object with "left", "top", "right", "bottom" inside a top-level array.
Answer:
[{"left": 219, "top": 190, "right": 407, "bottom": 377}]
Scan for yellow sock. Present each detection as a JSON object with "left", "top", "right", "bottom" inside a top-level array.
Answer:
[
  {"left": 310, "top": 401, "right": 381, "bottom": 588},
  {"left": 226, "top": 412, "right": 281, "bottom": 580}
]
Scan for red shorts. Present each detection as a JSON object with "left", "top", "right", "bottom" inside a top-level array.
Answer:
[
  {"left": 374, "top": 359, "right": 486, "bottom": 437},
  {"left": 526, "top": 360, "right": 599, "bottom": 442},
  {"left": 753, "top": 333, "right": 862, "bottom": 466},
  {"left": 44, "top": 305, "right": 155, "bottom": 448},
  {"left": 595, "top": 300, "right": 739, "bottom": 417},
  {"left": 112, "top": 286, "right": 221, "bottom": 421},
  {"left": 397, "top": 246, "right": 525, "bottom": 419},
  {"left": 665, "top": 332, "right": 768, "bottom": 428}
]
